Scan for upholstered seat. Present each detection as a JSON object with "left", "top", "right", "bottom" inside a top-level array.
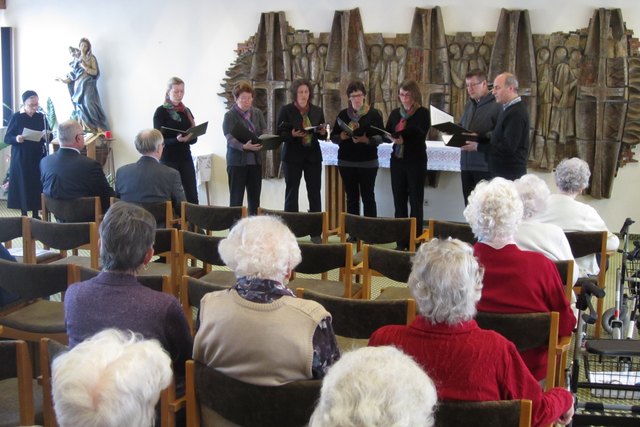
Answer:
[{"left": 435, "top": 399, "right": 532, "bottom": 427}]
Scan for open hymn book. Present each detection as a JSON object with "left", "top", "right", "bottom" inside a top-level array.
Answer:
[{"left": 429, "top": 105, "right": 478, "bottom": 147}]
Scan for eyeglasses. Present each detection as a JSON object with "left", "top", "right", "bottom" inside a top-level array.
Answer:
[
  {"left": 465, "top": 81, "right": 484, "bottom": 89},
  {"left": 349, "top": 93, "right": 364, "bottom": 99}
]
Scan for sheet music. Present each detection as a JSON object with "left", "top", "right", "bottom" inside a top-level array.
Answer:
[{"left": 21, "top": 127, "right": 45, "bottom": 142}]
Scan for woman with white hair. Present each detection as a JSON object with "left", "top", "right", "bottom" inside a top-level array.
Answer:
[
  {"left": 193, "top": 215, "right": 339, "bottom": 387},
  {"left": 536, "top": 157, "right": 619, "bottom": 276},
  {"left": 463, "top": 178, "right": 575, "bottom": 381},
  {"left": 52, "top": 329, "right": 172, "bottom": 427},
  {"left": 369, "top": 238, "right": 574, "bottom": 427},
  {"left": 514, "top": 174, "right": 579, "bottom": 285},
  {"left": 309, "top": 346, "right": 437, "bottom": 427}
]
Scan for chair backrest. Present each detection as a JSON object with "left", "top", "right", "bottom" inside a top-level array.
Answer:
[
  {"left": 148, "top": 228, "right": 179, "bottom": 294},
  {"left": 428, "top": 219, "right": 476, "bottom": 244},
  {"left": 0, "top": 339, "right": 38, "bottom": 426},
  {"left": 24, "top": 218, "right": 99, "bottom": 269},
  {"left": 475, "top": 311, "right": 559, "bottom": 390},
  {"left": 295, "top": 242, "right": 354, "bottom": 297},
  {"left": 258, "top": 208, "right": 329, "bottom": 242},
  {"left": 0, "top": 259, "right": 74, "bottom": 301},
  {"left": 112, "top": 197, "right": 175, "bottom": 228},
  {"left": 362, "top": 244, "right": 413, "bottom": 299},
  {"left": 41, "top": 194, "right": 102, "bottom": 224},
  {"left": 73, "top": 265, "right": 171, "bottom": 294},
  {"left": 185, "top": 359, "right": 321, "bottom": 427},
  {"left": 295, "top": 288, "right": 415, "bottom": 339},
  {"left": 180, "top": 276, "right": 231, "bottom": 335},
  {"left": 553, "top": 259, "right": 574, "bottom": 301},
  {"left": 39, "top": 338, "right": 69, "bottom": 427},
  {"left": 179, "top": 230, "right": 225, "bottom": 276},
  {"left": 181, "top": 202, "right": 246, "bottom": 233},
  {"left": 0, "top": 217, "right": 24, "bottom": 250},
  {"left": 435, "top": 399, "right": 532, "bottom": 427},
  {"left": 339, "top": 213, "right": 416, "bottom": 251}
]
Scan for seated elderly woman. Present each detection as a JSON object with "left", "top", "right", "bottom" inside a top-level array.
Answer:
[
  {"left": 64, "top": 201, "right": 192, "bottom": 378},
  {"left": 369, "top": 238, "right": 574, "bottom": 427},
  {"left": 536, "top": 157, "right": 619, "bottom": 277},
  {"left": 463, "top": 178, "right": 575, "bottom": 381},
  {"left": 514, "top": 174, "right": 579, "bottom": 285},
  {"left": 309, "top": 346, "right": 437, "bottom": 427},
  {"left": 193, "top": 215, "right": 340, "bottom": 386},
  {"left": 52, "top": 329, "right": 172, "bottom": 427}
]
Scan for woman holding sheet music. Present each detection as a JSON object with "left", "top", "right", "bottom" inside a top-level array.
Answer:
[
  {"left": 4, "top": 90, "right": 51, "bottom": 218},
  {"left": 222, "top": 80, "right": 266, "bottom": 215},
  {"left": 329, "top": 81, "right": 384, "bottom": 219},
  {"left": 276, "top": 78, "right": 326, "bottom": 216},
  {"left": 153, "top": 76, "right": 199, "bottom": 204},
  {"left": 385, "top": 80, "right": 430, "bottom": 250}
]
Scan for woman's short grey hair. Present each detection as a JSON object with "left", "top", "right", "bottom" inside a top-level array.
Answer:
[
  {"left": 218, "top": 215, "right": 301, "bottom": 282},
  {"left": 514, "top": 174, "right": 551, "bottom": 219},
  {"left": 464, "top": 177, "right": 523, "bottom": 243},
  {"left": 555, "top": 157, "right": 591, "bottom": 194},
  {"left": 309, "top": 346, "right": 437, "bottom": 427},
  {"left": 52, "top": 329, "right": 172, "bottom": 427},
  {"left": 134, "top": 129, "right": 164, "bottom": 155},
  {"left": 409, "top": 238, "right": 483, "bottom": 325},
  {"left": 99, "top": 202, "right": 156, "bottom": 273}
]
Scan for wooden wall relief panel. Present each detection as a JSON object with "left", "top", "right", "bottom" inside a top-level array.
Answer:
[{"left": 220, "top": 7, "right": 639, "bottom": 198}]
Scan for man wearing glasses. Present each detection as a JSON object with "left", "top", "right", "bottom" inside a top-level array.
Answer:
[
  {"left": 462, "top": 72, "right": 530, "bottom": 181},
  {"left": 40, "top": 119, "right": 114, "bottom": 219},
  {"left": 457, "top": 69, "right": 502, "bottom": 205}
]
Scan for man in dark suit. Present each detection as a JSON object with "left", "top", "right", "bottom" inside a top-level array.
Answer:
[
  {"left": 40, "top": 119, "right": 114, "bottom": 216},
  {"left": 115, "top": 129, "right": 186, "bottom": 212}
]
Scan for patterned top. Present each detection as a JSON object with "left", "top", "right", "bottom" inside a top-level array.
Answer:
[{"left": 234, "top": 276, "right": 340, "bottom": 378}]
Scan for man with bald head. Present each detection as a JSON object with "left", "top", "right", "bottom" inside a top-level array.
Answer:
[
  {"left": 463, "top": 72, "right": 530, "bottom": 180},
  {"left": 115, "top": 128, "right": 185, "bottom": 212},
  {"left": 41, "top": 119, "right": 114, "bottom": 217}
]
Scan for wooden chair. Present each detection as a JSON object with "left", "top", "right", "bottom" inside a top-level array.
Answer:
[
  {"left": 564, "top": 230, "right": 608, "bottom": 337},
  {"left": 111, "top": 197, "right": 178, "bottom": 228},
  {"left": 180, "top": 202, "right": 246, "bottom": 234},
  {"left": 178, "top": 230, "right": 236, "bottom": 288},
  {"left": 180, "top": 276, "right": 231, "bottom": 336},
  {"left": 475, "top": 311, "right": 565, "bottom": 391},
  {"left": 23, "top": 218, "right": 100, "bottom": 270},
  {"left": 0, "top": 340, "right": 43, "bottom": 427},
  {"left": 41, "top": 194, "right": 102, "bottom": 224},
  {"left": 289, "top": 242, "right": 359, "bottom": 298},
  {"left": 137, "top": 228, "right": 180, "bottom": 296},
  {"left": 296, "top": 288, "right": 415, "bottom": 351},
  {"left": 258, "top": 208, "right": 329, "bottom": 243},
  {"left": 338, "top": 213, "right": 416, "bottom": 271},
  {"left": 39, "top": 338, "right": 68, "bottom": 427},
  {"left": 0, "top": 260, "right": 74, "bottom": 345},
  {"left": 0, "top": 217, "right": 26, "bottom": 262},
  {"left": 185, "top": 359, "right": 321, "bottom": 427},
  {"left": 435, "top": 399, "right": 532, "bottom": 427},
  {"left": 423, "top": 218, "right": 476, "bottom": 244},
  {"left": 363, "top": 244, "right": 414, "bottom": 300},
  {"left": 553, "top": 259, "right": 575, "bottom": 302}
]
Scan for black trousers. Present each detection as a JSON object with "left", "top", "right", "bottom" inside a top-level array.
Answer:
[
  {"left": 461, "top": 170, "right": 492, "bottom": 206},
  {"left": 390, "top": 160, "right": 425, "bottom": 241},
  {"left": 162, "top": 159, "right": 199, "bottom": 205},
  {"left": 283, "top": 160, "right": 322, "bottom": 212},
  {"left": 227, "top": 164, "right": 261, "bottom": 215},
  {"left": 338, "top": 166, "right": 378, "bottom": 217}
]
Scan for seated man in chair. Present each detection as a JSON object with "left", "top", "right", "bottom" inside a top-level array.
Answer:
[
  {"left": 115, "top": 128, "right": 186, "bottom": 214},
  {"left": 40, "top": 119, "right": 114, "bottom": 219}
]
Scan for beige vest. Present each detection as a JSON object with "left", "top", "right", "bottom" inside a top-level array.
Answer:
[{"left": 193, "top": 289, "right": 330, "bottom": 386}]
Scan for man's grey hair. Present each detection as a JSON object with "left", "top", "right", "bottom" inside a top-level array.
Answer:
[
  {"left": 57, "top": 119, "right": 82, "bottom": 147},
  {"left": 134, "top": 129, "right": 164, "bottom": 155}
]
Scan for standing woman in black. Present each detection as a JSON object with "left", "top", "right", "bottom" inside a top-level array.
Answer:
[
  {"left": 329, "top": 81, "right": 384, "bottom": 218},
  {"left": 385, "top": 80, "right": 430, "bottom": 249},
  {"left": 277, "top": 78, "right": 326, "bottom": 213},
  {"left": 153, "top": 77, "right": 199, "bottom": 204},
  {"left": 5, "top": 90, "right": 51, "bottom": 218}
]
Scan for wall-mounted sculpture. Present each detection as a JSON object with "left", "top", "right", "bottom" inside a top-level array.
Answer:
[{"left": 220, "top": 6, "right": 639, "bottom": 198}]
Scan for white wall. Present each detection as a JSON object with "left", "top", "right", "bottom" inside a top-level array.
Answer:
[{"left": 2, "top": 0, "right": 639, "bottom": 231}]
